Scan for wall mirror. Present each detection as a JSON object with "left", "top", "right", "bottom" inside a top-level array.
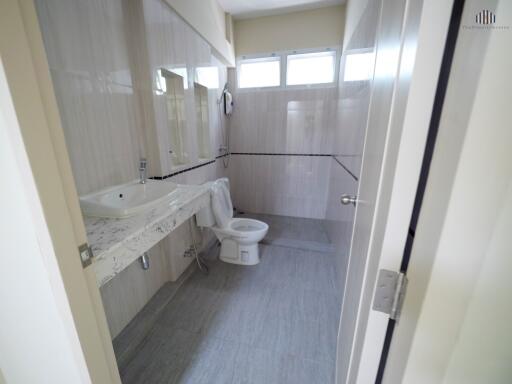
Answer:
[
  {"left": 159, "top": 68, "right": 189, "bottom": 166},
  {"left": 194, "top": 82, "right": 211, "bottom": 160}
]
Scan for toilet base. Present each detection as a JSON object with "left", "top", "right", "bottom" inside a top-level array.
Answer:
[{"left": 219, "top": 239, "right": 260, "bottom": 265}]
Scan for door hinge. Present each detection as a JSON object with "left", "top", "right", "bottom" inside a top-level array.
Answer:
[
  {"left": 78, "top": 243, "right": 94, "bottom": 268},
  {"left": 372, "top": 269, "right": 408, "bottom": 322}
]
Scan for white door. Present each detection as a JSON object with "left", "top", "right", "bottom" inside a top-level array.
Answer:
[
  {"left": 336, "top": 0, "right": 456, "bottom": 383},
  {"left": 382, "top": 0, "right": 510, "bottom": 382}
]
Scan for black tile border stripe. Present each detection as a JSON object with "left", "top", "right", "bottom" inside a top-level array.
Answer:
[
  {"left": 231, "top": 152, "right": 358, "bottom": 181},
  {"left": 150, "top": 153, "right": 230, "bottom": 180},
  {"left": 332, "top": 156, "right": 359, "bottom": 181},
  {"left": 231, "top": 152, "right": 332, "bottom": 157},
  {"left": 149, "top": 152, "right": 359, "bottom": 182}
]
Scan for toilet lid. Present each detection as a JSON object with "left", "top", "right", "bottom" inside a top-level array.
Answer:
[{"left": 211, "top": 178, "right": 233, "bottom": 228}]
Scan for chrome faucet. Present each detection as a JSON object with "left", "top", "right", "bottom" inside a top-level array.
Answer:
[{"left": 139, "top": 158, "right": 147, "bottom": 184}]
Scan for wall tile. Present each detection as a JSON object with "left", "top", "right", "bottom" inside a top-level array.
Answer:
[
  {"left": 228, "top": 70, "right": 339, "bottom": 218},
  {"left": 36, "top": 0, "right": 141, "bottom": 194},
  {"left": 36, "top": 0, "right": 229, "bottom": 337},
  {"left": 229, "top": 155, "right": 331, "bottom": 219}
]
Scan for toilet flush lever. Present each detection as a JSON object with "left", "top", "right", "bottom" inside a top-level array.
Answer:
[{"left": 340, "top": 194, "right": 358, "bottom": 206}]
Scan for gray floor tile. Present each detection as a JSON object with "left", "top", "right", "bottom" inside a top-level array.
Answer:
[
  {"left": 281, "top": 355, "right": 334, "bottom": 384},
  {"left": 114, "top": 264, "right": 197, "bottom": 370},
  {"left": 158, "top": 283, "right": 222, "bottom": 334},
  {"left": 236, "top": 212, "right": 335, "bottom": 252},
  {"left": 120, "top": 214, "right": 342, "bottom": 384},
  {"left": 177, "top": 337, "right": 239, "bottom": 384},
  {"left": 232, "top": 345, "right": 283, "bottom": 384},
  {"left": 121, "top": 327, "right": 197, "bottom": 384}
]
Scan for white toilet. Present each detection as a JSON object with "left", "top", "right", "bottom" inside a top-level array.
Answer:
[{"left": 196, "top": 178, "right": 268, "bottom": 265}]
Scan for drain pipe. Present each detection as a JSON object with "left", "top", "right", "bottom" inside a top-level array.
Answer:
[{"left": 139, "top": 252, "right": 150, "bottom": 270}]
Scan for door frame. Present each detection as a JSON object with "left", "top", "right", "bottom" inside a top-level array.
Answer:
[
  {"left": 0, "top": 0, "right": 120, "bottom": 382},
  {"left": 380, "top": 0, "right": 503, "bottom": 381},
  {"left": 374, "top": 0, "right": 466, "bottom": 381}
]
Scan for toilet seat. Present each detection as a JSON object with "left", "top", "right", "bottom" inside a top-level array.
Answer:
[
  {"left": 230, "top": 218, "right": 267, "bottom": 232},
  {"left": 212, "top": 218, "right": 269, "bottom": 245}
]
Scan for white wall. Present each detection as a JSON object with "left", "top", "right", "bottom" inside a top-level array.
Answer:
[
  {"left": 227, "top": 5, "right": 346, "bottom": 219},
  {"left": 342, "top": 0, "right": 371, "bottom": 51},
  {"left": 35, "top": 0, "right": 230, "bottom": 194},
  {"left": 165, "top": 0, "right": 235, "bottom": 66},
  {"left": 234, "top": 5, "right": 345, "bottom": 56},
  {"left": 228, "top": 80, "right": 338, "bottom": 218},
  {"left": 36, "top": 0, "right": 145, "bottom": 195},
  {"left": 142, "top": 0, "right": 229, "bottom": 176},
  {"left": 444, "top": 190, "right": 512, "bottom": 383}
]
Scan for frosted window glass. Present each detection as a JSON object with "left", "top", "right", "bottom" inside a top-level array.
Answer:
[
  {"left": 343, "top": 52, "right": 375, "bottom": 82},
  {"left": 238, "top": 58, "right": 280, "bottom": 88},
  {"left": 286, "top": 51, "right": 335, "bottom": 86}
]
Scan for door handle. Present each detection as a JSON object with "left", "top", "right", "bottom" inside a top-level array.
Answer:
[{"left": 340, "top": 194, "right": 358, "bottom": 206}]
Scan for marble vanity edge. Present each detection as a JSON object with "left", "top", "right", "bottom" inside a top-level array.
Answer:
[{"left": 92, "top": 186, "right": 211, "bottom": 287}]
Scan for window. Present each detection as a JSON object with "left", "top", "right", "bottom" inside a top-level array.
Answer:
[
  {"left": 286, "top": 51, "right": 336, "bottom": 86},
  {"left": 236, "top": 49, "right": 339, "bottom": 89},
  {"left": 238, "top": 57, "right": 280, "bottom": 88},
  {"left": 343, "top": 52, "right": 375, "bottom": 82}
]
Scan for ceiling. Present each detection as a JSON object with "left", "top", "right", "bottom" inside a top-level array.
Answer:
[{"left": 218, "top": 0, "right": 345, "bottom": 19}]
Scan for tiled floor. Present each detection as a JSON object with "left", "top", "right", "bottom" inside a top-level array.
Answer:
[
  {"left": 120, "top": 215, "right": 341, "bottom": 384},
  {"left": 237, "top": 212, "right": 335, "bottom": 253}
]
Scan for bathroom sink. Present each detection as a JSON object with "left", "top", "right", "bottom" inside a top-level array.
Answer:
[{"left": 80, "top": 180, "right": 180, "bottom": 218}]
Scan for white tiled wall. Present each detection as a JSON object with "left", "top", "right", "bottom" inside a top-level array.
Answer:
[
  {"left": 227, "top": 71, "right": 339, "bottom": 218},
  {"left": 229, "top": 86, "right": 338, "bottom": 154},
  {"left": 229, "top": 155, "right": 332, "bottom": 219},
  {"left": 36, "top": 0, "right": 228, "bottom": 194},
  {"left": 143, "top": 0, "right": 229, "bottom": 176},
  {"left": 35, "top": 0, "right": 229, "bottom": 338},
  {"left": 36, "top": 0, "right": 145, "bottom": 195}
]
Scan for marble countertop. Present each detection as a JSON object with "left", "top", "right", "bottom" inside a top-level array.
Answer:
[{"left": 85, "top": 182, "right": 211, "bottom": 287}]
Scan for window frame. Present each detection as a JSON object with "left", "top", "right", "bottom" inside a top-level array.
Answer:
[
  {"left": 285, "top": 49, "right": 338, "bottom": 87},
  {"left": 236, "top": 47, "right": 340, "bottom": 91}
]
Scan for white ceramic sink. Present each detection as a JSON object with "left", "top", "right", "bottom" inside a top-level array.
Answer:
[{"left": 80, "top": 180, "right": 180, "bottom": 218}]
